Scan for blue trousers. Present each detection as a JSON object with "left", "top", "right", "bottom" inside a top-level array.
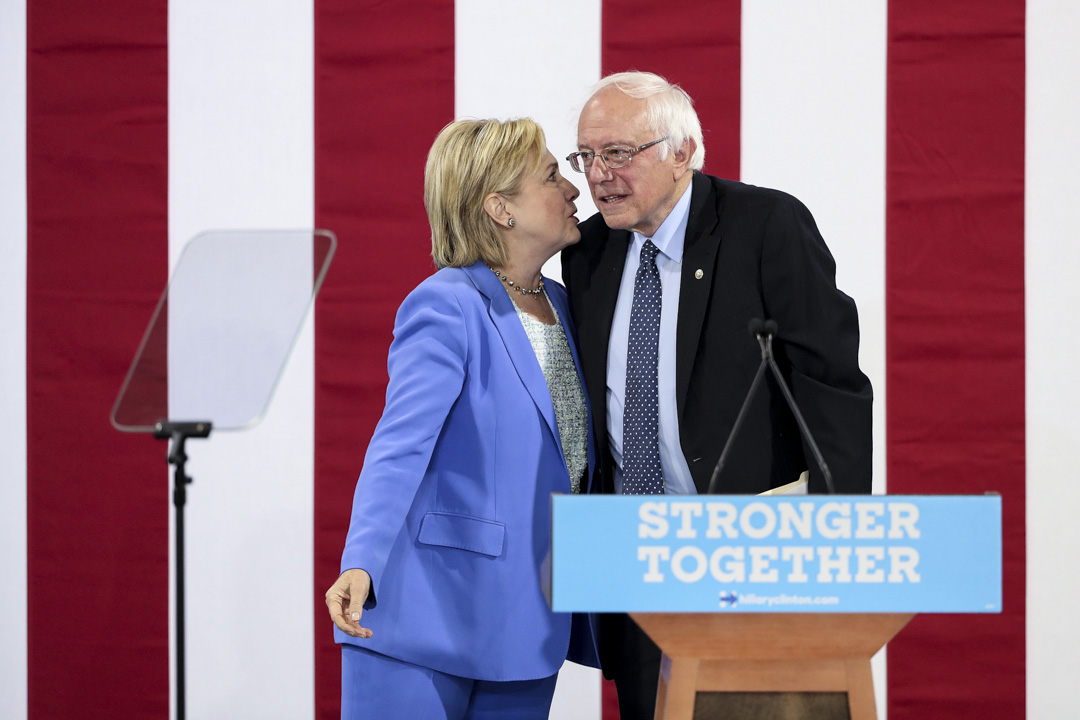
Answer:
[{"left": 341, "top": 644, "right": 559, "bottom": 720}]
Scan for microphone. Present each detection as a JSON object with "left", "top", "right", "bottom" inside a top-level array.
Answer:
[{"left": 706, "top": 319, "right": 836, "bottom": 494}]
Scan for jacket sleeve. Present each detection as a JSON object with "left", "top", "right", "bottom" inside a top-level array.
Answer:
[
  {"left": 760, "top": 193, "right": 874, "bottom": 494},
  {"left": 339, "top": 280, "right": 469, "bottom": 605}
]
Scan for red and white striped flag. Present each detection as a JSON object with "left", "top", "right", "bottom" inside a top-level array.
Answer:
[{"left": 3, "top": 1, "right": 1076, "bottom": 718}]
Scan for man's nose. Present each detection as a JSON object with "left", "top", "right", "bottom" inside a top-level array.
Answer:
[{"left": 586, "top": 157, "right": 613, "bottom": 183}]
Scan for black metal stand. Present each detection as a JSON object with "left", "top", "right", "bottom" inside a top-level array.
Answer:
[
  {"left": 707, "top": 320, "right": 835, "bottom": 495},
  {"left": 153, "top": 420, "right": 212, "bottom": 720}
]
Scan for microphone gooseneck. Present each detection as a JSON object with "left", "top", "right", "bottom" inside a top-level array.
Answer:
[{"left": 706, "top": 319, "right": 836, "bottom": 494}]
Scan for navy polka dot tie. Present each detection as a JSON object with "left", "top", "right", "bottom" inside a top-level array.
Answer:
[{"left": 623, "top": 240, "right": 664, "bottom": 494}]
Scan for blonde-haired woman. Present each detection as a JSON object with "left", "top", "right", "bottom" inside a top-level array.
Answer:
[{"left": 325, "top": 118, "right": 597, "bottom": 719}]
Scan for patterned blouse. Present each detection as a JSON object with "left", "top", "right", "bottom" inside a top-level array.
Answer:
[{"left": 512, "top": 292, "right": 588, "bottom": 493}]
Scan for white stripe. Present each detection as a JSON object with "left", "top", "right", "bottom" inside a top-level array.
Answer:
[
  {"left": 0, "top": 2, "right": 27, "bottom": 719},
  {"left": 169, "top": 2, "right": 315, "bottom": 718},
  {"left": 742, "top": 0, "right": 888, "bottom": 714},
  {"left": 455, "top": 2, "right": 603, "bottom": 715},
  {"left": 455, "top": 0, "right": 601, "bottom": 287},
  {"left": 1027, "top": 1, "right": 1080, "bottom": 715}
]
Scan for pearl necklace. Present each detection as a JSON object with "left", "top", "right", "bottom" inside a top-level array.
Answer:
[{"left": 489, "top": 266, "right": 544, "bottom": 295}]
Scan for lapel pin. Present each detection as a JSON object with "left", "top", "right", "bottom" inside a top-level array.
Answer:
[{"left": 695, "top": 269, "right": 704, "bottom": 280}]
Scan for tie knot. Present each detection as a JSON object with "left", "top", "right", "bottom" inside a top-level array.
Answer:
[{"left": 641, "top": 239, "right": 660, "bottom": 264}]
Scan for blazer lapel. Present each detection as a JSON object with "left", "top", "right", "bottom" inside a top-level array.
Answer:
[
  {"left": 676, "top": 173, "right": 723, "bottom": 415},
  {"left": 547, "top": 284, "right": 597, "bottom": 481},
  {"left": 462, "top": 262, "right": 562, "bottom": 451}
]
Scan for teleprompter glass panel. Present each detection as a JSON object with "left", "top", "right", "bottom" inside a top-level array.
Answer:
[{"left": 111, "top": 229, "right": 335, "bottom": 432}]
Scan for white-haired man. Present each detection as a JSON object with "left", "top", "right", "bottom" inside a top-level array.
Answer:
[{"left": 561, "top": 71, "right": 873, "bottom": 719}]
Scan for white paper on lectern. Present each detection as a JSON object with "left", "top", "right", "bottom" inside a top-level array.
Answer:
[{"left": 759, "top": 471, "right": 809, "bottom": 496}]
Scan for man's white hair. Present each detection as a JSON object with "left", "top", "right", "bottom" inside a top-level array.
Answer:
[{"left": 588, "top": 71, "right": 705, "bottom": 170}]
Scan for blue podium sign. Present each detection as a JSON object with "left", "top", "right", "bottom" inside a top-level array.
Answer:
[{"left": 550, "top": 495, "right": 1001, "bottom": 613}]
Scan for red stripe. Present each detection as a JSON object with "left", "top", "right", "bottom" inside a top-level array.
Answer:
[
  {"left": 602, "top": 0, "right": 741, "bottom": 180},
  {"left": 313, "top": 2, "right": 456, "bottom": 717},
  {"left": 601, "top": 3, "right": 742, "bottom": 717},
  {"left": 886, "top": 1, "right": 1026, "bottom": 717},
  {"left": 26, "top": 2, "right": 169, "bottom": 717}
]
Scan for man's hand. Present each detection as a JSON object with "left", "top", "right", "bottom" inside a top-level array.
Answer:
[{"left": 325, "top": 568, "right": 374, "bottom": 639}]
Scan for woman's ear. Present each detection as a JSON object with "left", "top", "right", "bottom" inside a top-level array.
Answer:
[{"left": 483, "top": 192, "right": 513, "bottom": 229}]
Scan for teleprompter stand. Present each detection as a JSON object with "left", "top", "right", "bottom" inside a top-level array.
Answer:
[
  {"left": 111, "top": 229, "right": 336, "bottom": 720},
  {"left": 153, "top": 420, "right": 211, "bottom": 720}
]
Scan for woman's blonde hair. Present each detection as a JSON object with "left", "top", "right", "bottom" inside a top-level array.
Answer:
[{"left": 425, "top": 118, "right": 546, "bottom": 269}]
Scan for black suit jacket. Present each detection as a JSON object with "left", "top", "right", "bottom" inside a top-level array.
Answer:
[{"left": 561, "top": 172, "right": 873, "bottom": 495}]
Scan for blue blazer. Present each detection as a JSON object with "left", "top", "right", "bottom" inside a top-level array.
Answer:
[{"left": 336, "top": 261, "right": 597, "bottom": 681}]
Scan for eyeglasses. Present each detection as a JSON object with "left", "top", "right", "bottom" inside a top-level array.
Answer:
[{"left": 565, "top": 137, "right": 669, "bottom": 173}]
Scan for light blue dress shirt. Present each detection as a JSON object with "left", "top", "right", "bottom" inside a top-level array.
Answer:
[{"left": 607, "top": 184, "right": 697, "bottom": 495}]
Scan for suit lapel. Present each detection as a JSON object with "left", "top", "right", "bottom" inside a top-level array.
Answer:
[
  {"left": 582, "top": 228, "right": 630, "bottom": 444},
  {"left": 676, "top": 173, "right": 723, "bottom": 415},
  {"left": 462, "top": 262, "right": 562, "bottom": 453},
  {"left": 590, "top": 228, "right": 632, "bottom": 355}
]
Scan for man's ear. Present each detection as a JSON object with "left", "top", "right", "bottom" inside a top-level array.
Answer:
[
  {"left": 483, "top": 192, "right": 513, "bottom": 228},
  {"left": 671, "top": 137, "right": 696, "bottom": 181}
]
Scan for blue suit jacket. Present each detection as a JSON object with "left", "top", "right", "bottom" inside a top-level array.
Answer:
[{"left": 336, "top": 261, "right": 596, "bottom": 681}]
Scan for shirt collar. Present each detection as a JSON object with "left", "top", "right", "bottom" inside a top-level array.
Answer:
[{"left": 631, "top": 182, "right": 694, "bottom": 263}]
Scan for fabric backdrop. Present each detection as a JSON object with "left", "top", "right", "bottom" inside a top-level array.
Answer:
[{"left": 3, "top": 0, "right": 1078, "bottom": 718}]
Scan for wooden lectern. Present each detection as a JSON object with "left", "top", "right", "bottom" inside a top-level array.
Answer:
[
  {"left": 631, "top": 611, "right": 913, "bottom": 720},
  {"left": 548, "top": 494, "right": 1001, "bottom": 720}
]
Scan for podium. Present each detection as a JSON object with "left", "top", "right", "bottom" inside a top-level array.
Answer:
[
  {"left": 549, "top": 495, "right": 1001, "bottom": 719},
  {"left": 635, "top": 612, "right": 911, "bottom": 719}
]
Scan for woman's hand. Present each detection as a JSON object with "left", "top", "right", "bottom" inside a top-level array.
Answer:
[{"left": 325, "top": 568, "right": 374, "bottom": 639}]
